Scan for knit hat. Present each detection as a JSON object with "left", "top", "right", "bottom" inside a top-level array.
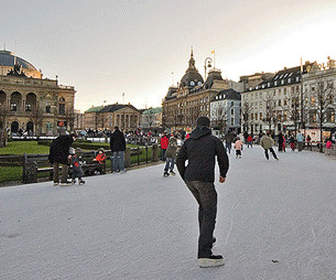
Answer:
[{"left": 196, "top": 116, "right": 210, "bottom": 128}]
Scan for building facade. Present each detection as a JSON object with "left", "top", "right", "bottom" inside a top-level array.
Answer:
[
  {"left": 210, "top": 88, "right": 241, "bottom": 135},
  {"left": 84, "top": 103, "right": 140, "bottom": 131},
  {"left": 241, "top": 58, "right": 336, "bottom": 136},
  {"left": 140, "top": 107, "right": 162, "bottom": 129},
  {"left": 162, "top": 51, "right": 231, "bottom": 131},
  {"left": 0, "top": 50, "right": 75, "bottom": 136},
  {"left": 74, "top": 109, "right": 85, "bottom": 130}
]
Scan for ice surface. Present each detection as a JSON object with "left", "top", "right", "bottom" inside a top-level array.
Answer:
[{"left": 1, "top": 147, "right": 336, "bottom": 279}]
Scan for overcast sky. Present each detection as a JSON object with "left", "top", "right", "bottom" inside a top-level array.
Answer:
[{"left": 1, "top": 0, "right": 336, "bottom": 111}]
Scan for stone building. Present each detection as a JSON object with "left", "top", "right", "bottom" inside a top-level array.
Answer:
[
  {"left": 210, "top": 88, "right": 241, "bottom": 135},
  {"left": 0, "top": 50, "right": 75, "bottom": 136},
  {"left": 162, "top": 50, "right": 231, "bottom": 131},
  {"left": 74, "top": 109, "right": 84, "bottom": 130},
  {"left": 140, "top": 107, "right": 162, "bottom": 129},
  {"left": 84, "top": 103, "right": 140, "bottom": 131}
]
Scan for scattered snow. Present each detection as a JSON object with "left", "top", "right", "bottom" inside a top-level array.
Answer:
[{"left": 0, "top": 147, "right": 335, "bottom": 279}]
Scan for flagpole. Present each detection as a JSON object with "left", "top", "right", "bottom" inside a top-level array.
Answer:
[{"left": 213, "top": 50, "right": 216, "bottom": 69}]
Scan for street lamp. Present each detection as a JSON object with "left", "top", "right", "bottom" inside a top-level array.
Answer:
[{"left": 204, "top": 57, "right": 213, "bottom": 80}]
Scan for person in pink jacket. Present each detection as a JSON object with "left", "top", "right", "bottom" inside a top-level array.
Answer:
[{"left": 234, "top": 137, "right": 243, "bottom": 159}]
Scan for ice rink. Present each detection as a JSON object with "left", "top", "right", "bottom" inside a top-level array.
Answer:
[{"left": 1, "top": 147, "right": 336, "bottom": 280}]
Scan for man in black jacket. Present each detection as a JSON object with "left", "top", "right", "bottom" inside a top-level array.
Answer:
[
  {"left": 49, "top": 134, "right": 76, "bottom": 185},
  {"left": 176, "top": 116, "right": 229, "bottom": 268},
  {"left": 110, "top": 126, "right": 126, "bottom": 173}
]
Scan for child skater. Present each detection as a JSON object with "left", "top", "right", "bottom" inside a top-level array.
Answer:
[
  {"left": 93, "top": 148, "right": 107, "bottom": 174},
  {"left": 234, "top": 137, "right": 243, "bottom": 159},
  {"left": 70, "top": 148, "right": 85, "bottom": 184}
]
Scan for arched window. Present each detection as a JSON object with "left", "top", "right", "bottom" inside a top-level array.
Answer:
[
  {"left": 10, "top": 92, "right": 22, "bottom": 112},
  {"left": 26, "top": 93, "right": 37, "bottom": 112},
  {"left": 58, "top": 97, "right": 65, "bottom": 115},
  {"left": 0, "top": 90, "right": 6, "bottom": 106}
]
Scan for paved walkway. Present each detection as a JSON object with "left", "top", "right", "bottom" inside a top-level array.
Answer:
[{"left": 1, "top": 147, "right": 335, "bottom": 279}]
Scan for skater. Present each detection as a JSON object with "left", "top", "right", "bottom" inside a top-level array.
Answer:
[
  {"left": 247, "top": 134, "right": 253, "bottom": 148},
  {"left": 177, "top": 116, "right": 229, "bottom": 268},
  {"left": 260, "top": 132, "right": 279, "bottom": 160},
  {"left": 289, "top": 135, "right": 296, "bottom": 151},
  {"left": 93, "top": 148, "right": 107, "bottom": 174},
  {"left": 282, "top": 134, "right": 286, "bottom": 152},
  {"left": 278, "top": 132, "right": 284, "bottom": 152},
  {"left": 110, "top": 126, "right": 126, "bottom": 173},
  {"left": 70, "top": 148, "right": 85, "bottom": 185},
  {"left": 48, "top": 133, "right": 77, "bottom": 186},
  {"left": 306, "top": 135, "right": 312, "bottom": 151},
  {"left": 160, "top": 132, "right": 169, "bottom": 161},
  {"left": 297, "top": 132, "right": 304, "bottom": 152},
  {"left": 163, "top": 134, "right": 178, "bottom": 177},
  {"left": 234, "top": 137, "right": 243, "bottom": 158},
  {"left": 225, "top": 132, "right": 233, "bottom": 154}
]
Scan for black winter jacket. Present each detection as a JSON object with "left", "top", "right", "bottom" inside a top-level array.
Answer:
[
  {"left": 110, "top": 129, "right": 126, "bottom": 152},
  {"left": 176, "top": 127, "right": 229, "bottom": 183},
  {"left": 48, "top": 135, "right": 73, "bottom": 165}
]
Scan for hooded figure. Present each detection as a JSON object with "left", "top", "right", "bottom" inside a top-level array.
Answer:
[{"left": 176, "top": 116, "right": 229, "bottom": 268}]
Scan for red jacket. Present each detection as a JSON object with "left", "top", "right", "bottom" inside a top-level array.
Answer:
[
  {"left": 160, "top": 136, "right": 169, "bottom": 149},
  {"left": 247, "top": 135, "right": 253, "bottom": 142},
  {"left": 95, "top": 153, "right": 106, "bottom": 164}
]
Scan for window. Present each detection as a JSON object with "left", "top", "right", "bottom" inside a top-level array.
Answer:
[
  {"left": 10, "top": 103, "right": 17, "bottom": 111},
  {"left": 274, "top": 81, "right": 278, "bottom": 86},
  {"left": 25, "top": 104, "right": 32, "bottom": 112},
  {"left": 46, "top": 105, "right": 51, "bottom": 113},
  {"left": 281, "top": 80, "right": 285, "bottom": 85},
  {"left": 59, "top": 104, "right": 65, "bottom": 115},
  {"left": 260, "top": 112, "right": 263, "bottom": 120}
]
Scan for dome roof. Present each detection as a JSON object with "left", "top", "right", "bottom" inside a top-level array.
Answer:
[
  {"left": 0, "top": 50, "right": 38, "bottom": 71},
  {"left": 180, "top": 50, "right": 204, "bottom": 87},
  {"left": 204, "top": 68, "right": 223, "bottom": 89}
]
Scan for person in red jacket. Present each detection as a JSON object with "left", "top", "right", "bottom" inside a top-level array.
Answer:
[
  {"left": 160, "top": 132, "right": 169, "bottom": 161},
  {"left": 247, "top": 134, "right": 253, "bottom": 148},
  {"left": 93, "top": 148, "right": 107, "bottom": 174}
]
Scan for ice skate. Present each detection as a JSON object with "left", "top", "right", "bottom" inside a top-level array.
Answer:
[
  {"left": 169, "top": 170, "right": 176, "bottom": 176},
  {"left": 79, "top": 179, "right": 86, "bottom": 185},
  {"left": 198, "top": 255, "right": 225, "bottom": 268},
  {"left": 163, "top": 171, "right": 169, "bottom": 177}
]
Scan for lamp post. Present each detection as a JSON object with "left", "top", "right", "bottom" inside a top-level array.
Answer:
[{"left": 204, "top": 57, "right": 213, "bottom": 80}]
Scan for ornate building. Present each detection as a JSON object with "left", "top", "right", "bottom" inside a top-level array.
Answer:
[
  {"left": 84, "top": 103, "right": 140, "bottom": 131},
  {"left": 162, "top": 50, "right": 231, "bottom": 131},
  {"left": 0, "top": 50, "right": 76, "bottom": 135}
]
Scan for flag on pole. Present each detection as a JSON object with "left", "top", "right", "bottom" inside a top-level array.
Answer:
[
  {"left": 300, "top": 57, "right": 303, "bottom": 73},
  {"left": 211, "top": 50, "right": 215, "bottom": 54}
]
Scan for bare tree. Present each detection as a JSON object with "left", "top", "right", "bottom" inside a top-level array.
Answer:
[
  {"left": 307, "top": 78, "right": 335, "bottom": 152},
  {"left": 212, "top": 105, "right": 227, "bottom": 136},
  {"left": 262, "top": 93, "right": 277, "bottom": 131},
  {"left": 29, "top": 105, "right": 44, "bottom": 136},
  {"left": 144, "top": 109, "right": 156, "bottom": 128},
  {"left": 65, "top": 108, "right": 75, "bottom": 132},
  {"left": 241, "top": 101, "right": 253, "bottom": 133},
  {"left": 0, "top": 103, "right": 9, "bottom": 147}
]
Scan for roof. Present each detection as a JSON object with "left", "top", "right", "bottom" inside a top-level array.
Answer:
[
  {"left": 204, "top": 69, "right": 224, "bottom": 89},
  {"left": 143, "top": 107, "right": 162, "bottom": 114},
  {"left": 100, "top": 104, "right": 139, "bottom": 113},
  {"left": 245, "top": 64, "right": 313, "bottom": 92},
  {"left": 0, "top": 50, "right": 38, "bottom": 71},
  {"left": 212, "top": 88, "right": 241, "bottom": 101},
  {"left": 85, "top": 106, "right": 104, "bottom": 113}
]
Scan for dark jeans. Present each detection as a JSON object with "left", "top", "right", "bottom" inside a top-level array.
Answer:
[
  {"left": 298, "top": 142, "right": 303, "bottom": 151},
  {"left": 164, "top": 157, "right": 175, "bottom": 172},
  {"left": 161, "top": 149, "right": 166, "bottom": 161},
  {"left": 247, "top": 142, "right": 253, "bottom": 148},
  {"left": 186, "top": 181, "right": 217, "bottom": 258},
  {"left": 225, "top": 142, "right": 232, "bottom": 153},
  {"left": 53, "top": 162, "right": 68, "bottom": 183},
  {"left": 264, "top": 148, "right": 278, "bottom": 160},
  {"left": 111, "top": 151, "right": 125, "bottom": 172}
]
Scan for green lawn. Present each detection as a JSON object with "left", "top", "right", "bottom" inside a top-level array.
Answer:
[
  {"left": 0, "top": 141, "right": 156, "bottom": 185},
  {"left": 0, "top": 141, "right": 50, "bottom": 155}
]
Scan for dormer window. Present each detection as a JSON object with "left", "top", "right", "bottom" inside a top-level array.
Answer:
[
  {"left": 274, "top": 81, "right": 278, "bottom": 86},
  {"left": 288, "top": 78, "right": 291, "bottom": 83},
  {"left": 281, "top": 80, "right": 285, "bottom": 85},
  {"left": 267, "top": 82, "right": 270, "bottom": 87},
  {"left": 296, "top": 77, "right": 300, "bottom": 82}
]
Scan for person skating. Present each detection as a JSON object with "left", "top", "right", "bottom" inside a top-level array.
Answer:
[
  {"left": 234, "top": 137, "right": 243, "bottom": 158},
  {"left": 176, "top": 116, "right": 229, "bottom": 268},
  {"left": 247, "top": 134, "right": 253, "bottom": 148},
  {"left": 48, "top": 133, "right": 77, "bottom": 186},
  {"left": 160, "top": 132, "right": 169, "bottom": 161},
  {"left": 297, "top": 132, "right": 304, "bottom": 152},
  {"left": 70, "top": 148, "right": 85, "bottom": 185},
  {"left": 278, "top": 132, "right": 284, "bottom": 152},
  {"left": 260, "top": 132, "right": 279, "bottom": 160},
  {"left": 289, "top": 135, "right": 296, "bottom": 151},
  {"left": 110, "top": 126, "right": 126, "bottom": 173},
  {"left": 163, "top": 134, "right": 178, "bottom": 177},
  {"left": 93, "top": 148, "right": 107, "bottom": 174},
  {"left": 224, "top": 132, "right": 233, "bottom": 154}
]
